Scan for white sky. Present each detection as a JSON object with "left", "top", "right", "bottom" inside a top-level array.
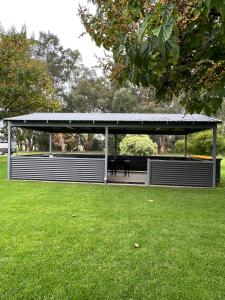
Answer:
[{"left": 0, "top": 0, "right": 104, "bottom": 69}]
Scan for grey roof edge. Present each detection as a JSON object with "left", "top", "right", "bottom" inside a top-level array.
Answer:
[{"left": 4, "top": 112, "right": 222, "bottom": 123}]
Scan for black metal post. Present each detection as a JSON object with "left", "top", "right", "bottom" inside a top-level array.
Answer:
[
  {"left": 49, "top": 133, "right": 52, "bottom": 154},
  {"left": 212, "top": 125, "right": 217, "bottom": 188},
  {"left": 146, "top": 159, "right": 151, "bottom": 185},
  {"left": 184, "top": 134, "right": 187, "bottom": 157},
  {"left": 104, "top": 126, "right": 108, "bottom": 184},
  {"left": 8, "top": 121, "right": 12, "bottom": 179},
  {"left": 114, "top": 134, "right": 117, "bottom": 157}
]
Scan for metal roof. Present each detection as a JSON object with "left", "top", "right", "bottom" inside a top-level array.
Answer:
[
  {"left": 5, "top": 112, "right": 221, "bottom": 135},
  {"left": 5, "top": 112, "right": 221, "bottom": 123}
]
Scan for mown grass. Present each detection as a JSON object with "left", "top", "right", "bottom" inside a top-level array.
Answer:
[{"left": 0, "top": 157, "right": 225, "bottom": 300}]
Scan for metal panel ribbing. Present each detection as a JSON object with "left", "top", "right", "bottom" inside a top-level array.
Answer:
[
  {"left": 149, "top": 160, "right": 213, "bottom": 187},
  {"left": 11, "top": 156, "right": 105, "bottom": 183}
]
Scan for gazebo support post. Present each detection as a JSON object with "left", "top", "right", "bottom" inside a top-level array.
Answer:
[
  {"left": 49, "top": 133, "right": 52, "bottom": 154},
  {"left": 114, "top": 134, "right": 117, "bottom": 157},
  {"left": 212, "top": 125, "right": 217, "bottom": 188},
  {"left": 8, "top": 121, "right": 12, "bottom": 179},
  {"left": 104, "top": 126, "right": 108, "bottom": 184},
  {"left": 184, "top": 134, "right": 187, "bottom": 157}
]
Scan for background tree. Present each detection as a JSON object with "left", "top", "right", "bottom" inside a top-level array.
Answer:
[
  {"left": 63, "top": 73, "right": 183, "bottom": 154},
  {"left": 109, "top": 86, "right": 139, "bottom": 113},
  {"left": 32, "top": 31, "right": 84, "bottom": 152},
  {"left": 0, "top": 28, "right": 60, "bottom": 118},
  {"left": 176, "top": 129, "right": 225, "bottom": 155},
  {"left": 52, "top": 133, "right": 78, "bottom": 152},
  {"left": 79, "top": 0, "right": 225, "bottom": 115},
  {"left": 64, "top": 76, "right": 113, "bottom": 112},
  {"left": 34, "top": 31, "right": 81, "bottom": 99}
]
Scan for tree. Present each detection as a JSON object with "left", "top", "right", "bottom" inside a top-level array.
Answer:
[
  {"left": 64, "top": 73, "right": 183, "bottom": 155},
  {"left": 110, "top": 88, "right": 136, "bottom": 112},
  {"left": 79, "top": 0, "right": 225, "bottom": 115},
  {"left": 34, "top": 31, "right": 81, "bottom": 98},
  {"left": 175, "top": 130, "right": 225, "bottom": 155},
  {"left": 65, "top": 72, "right": 183, "bottom": 114},
  {"left": 0, "top": 28, "right": 60, "bottom": 118},
  {"left": 119, "top": 135, "right": 157, "bottom": 156},
  {"left": 33, "top": 32, "right": 82, "bottom": 153},
  {"left": 53, "top": 133, "right": 77, "bottom": 152},
  {"left": 64, "top": 76, "right": 113, "bottom": 112}
]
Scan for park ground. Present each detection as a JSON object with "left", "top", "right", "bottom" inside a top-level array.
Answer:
[{"left": 0, "top": 156, "right": 225, "bottom": 300}]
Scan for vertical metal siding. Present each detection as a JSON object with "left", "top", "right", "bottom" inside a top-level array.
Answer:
[
  {"left": 11, "top": 156, "right": 105, "bottom": 183},
  {"left": 147, "top": 159, "right": 213, "bottom": 187}
]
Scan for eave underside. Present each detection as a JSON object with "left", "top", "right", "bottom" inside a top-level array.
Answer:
[{"left": 8, "top": 121, "right": 216, "bottom": 135}]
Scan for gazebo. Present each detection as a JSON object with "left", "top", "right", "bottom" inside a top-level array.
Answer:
[{"left": 5, "top": 112, "right": 221, "bottom": 188}]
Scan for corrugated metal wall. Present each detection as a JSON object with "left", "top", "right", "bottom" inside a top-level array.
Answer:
[
  {"left": 147, "top": 159, "right": 213, "bottom": 187},
  {"left": 11, "top": 156, "right": 105, "bottom": 183}
]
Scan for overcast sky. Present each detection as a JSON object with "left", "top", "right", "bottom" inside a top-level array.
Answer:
[{"left": 0, "top": 0, "right": 104, "bottom": 69}]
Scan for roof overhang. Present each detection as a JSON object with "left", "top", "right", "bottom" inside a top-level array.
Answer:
[{"left": 5, "top": 113, "right": 222, "bottom": 135}]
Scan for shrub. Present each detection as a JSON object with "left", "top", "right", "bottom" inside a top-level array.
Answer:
[
  {"left": 175, "top": 139, "right": 194, "bottom": 154},
  {"left": 175, "top": 139, "right": 185, "bottom": 153},
  {"left": 91, "top": 138, "right": 104, "bottom": 151},
  {"left": 119, "top": 135, "right": 157, "bottom": 156},
  {"left": 175, "top": 130, "right": 225, "bottom": 155}
]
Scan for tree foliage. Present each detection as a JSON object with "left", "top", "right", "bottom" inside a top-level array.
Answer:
[
  {"left": 175, "top": 129, "right": 225, "bottom": 155},
  {"left": 79, "top": 0, "right": 225, "bottom": 115},
  {"left": 0, "top": 28, "right": 60, "bottom": 118},
  {"left": 64, "top": 76, "right": 113, "bottom": 112},
  {"left": 64, "top": 73, "right": 182, "bottom": 113},
  {"left": 34, "top": 32, "right": 81, "bottom": 98},
  {"left": 119, "top": 134, "right": 158, "bottom": 156}
]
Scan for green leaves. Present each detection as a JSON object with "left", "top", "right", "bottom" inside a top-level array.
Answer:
[
  {"left": 152, "top": 22, "right": 174, "bottom": 43},
  {"left": 152, "top": 3, "right": 175, "bottom": 43},
  {"left": 113, "top": 45, "right": 124, "bottom": 63},
  {"left": 120, "top": 135, "right": 158, "bottom": 156},
  {"left": 128, "top": 0, "right": 143, "bottom": 18},
  {"left": 80, "top": 0, "right": 225, "bottom": 115},
  {"left": 0, "top": 30, "right": 60, "bottom": 118},
  {"left": 125, "top": 41, "right": 136, "bottom": 61},
  {"left": 138, "top": 3, "right": 179, "bottom": 65},
  {"left": 176, "top": 129, "right": 225, "bottom": 155},
  {"left": 165, "top": 36, "right": 179, "bottom": 64},
  {"left": 35, "top": 32, "right": 81, "bottom": 98},
  {"left": 139, "top": 39, "right": 152, "bottom": 60},
  {"left": 192, "top": 0, "right": 211, "bottom": 18},
  {"left": 138, "top": 14, "right": 153, "bottom": 42}
]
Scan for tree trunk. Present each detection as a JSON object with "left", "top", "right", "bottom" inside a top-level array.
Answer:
[
  {"left": 74, "top": 134, "right": 79, "bottom": 151},
  {"left": 26, "top": 137, "right": 34, "bottom": 152},
  {"left": 59, "top": 134, "right": 66, "bottom": 152},
  {"left": 158, "top": 135, "right": 166, "bottom": 155},
  {"left": 17, "top": 141, "right": 23, "bottom": 151},
  {"left": 81, "top": 134, "right": 93, "bottom": 151}
]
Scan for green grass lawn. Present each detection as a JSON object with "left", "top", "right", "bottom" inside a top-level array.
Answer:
[{"left": 0, "top": 157, "right": 225, "bottom": 300}]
